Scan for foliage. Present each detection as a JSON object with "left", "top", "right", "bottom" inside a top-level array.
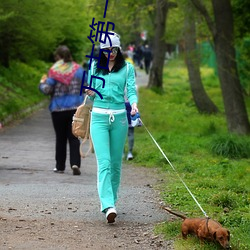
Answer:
[
  {"left": 0, "top": 60, "right": 49, "bottom": 122},
  {"left": 210, "top": 134, "right": 250, "bottom": 159},
  {"left": 128, "top": 58, "right": 250, "bottom": 249},
  {"left": 0, "top": 0, "right": 90, "bottom": 66},
  {"left": 87, "top": 0, "right": 156, "bottom": 47},
  {"left": 236, "top": 37, "right": 250, "bottom": 95},
  {"left": 165, "top": 2, "right": 184, "bottom": 44},
  {"left": 232, "top": 0, "right": 250, "bottom": 95},
  {"left": 232, "top": 0, "right": 250, "bottom": 39}
]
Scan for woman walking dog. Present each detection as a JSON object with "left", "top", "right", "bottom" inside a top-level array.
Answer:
[{"left": 86, "top": 32, "right": 138, "bottom": 223}]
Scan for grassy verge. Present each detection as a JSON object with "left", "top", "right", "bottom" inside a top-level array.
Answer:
[
  {"left": 129, "top": 58, "right": 250, "bottom": 250},
  {"left": 0, "top": 60, "right": 50, "bottom": 124}
]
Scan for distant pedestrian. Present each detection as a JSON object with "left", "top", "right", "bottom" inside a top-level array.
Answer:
[
  {"left": 143, "top": 44, "right": 152, "bottom": 74},
  {"left": 135, "top": 45, "right": 144, "bottom": 69},
  {"left": 39, "top": 45, "right": 85, "bottom": 175},
  {"left": 125, "top": 102, "right": 135, "bottom": 160},
  {"left": 123, "top": 52, "right": 138, "bottom": 161}
]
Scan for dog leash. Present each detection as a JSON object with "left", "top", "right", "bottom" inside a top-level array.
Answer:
[{"left": 139, "top": 118, "right": 209, "bottom": 218}]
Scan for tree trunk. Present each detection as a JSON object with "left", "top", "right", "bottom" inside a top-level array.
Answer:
[
  {"left": 184, "top": 4, "right": 218, "bottom": 114},
  {"left": 148, "top": 0, "right": 168, "bottom": 90},
  {"left": 191, "top": 0, "right": 250, "bottom": 134},
  {"left": 212, "top": 0, "right": 250, "bottom": 134}
]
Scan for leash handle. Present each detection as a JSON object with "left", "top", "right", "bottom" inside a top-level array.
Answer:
[
  {"left": 78, "top": 105, "right": 93, "bottom": 158},
  {"left": 139, "top": 118, "right": 209, "bottom": 218}
]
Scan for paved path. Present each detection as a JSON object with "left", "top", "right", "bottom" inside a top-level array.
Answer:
[{"left": 135, "top": 68, "right": 149, "bottom": 88}]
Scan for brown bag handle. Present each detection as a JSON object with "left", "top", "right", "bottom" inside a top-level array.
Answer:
[
  {"left": 79, "top": 106, "right": 94, "bottom": 158},
  {"left": 79, "top": 137, "right": 93, "bottom": 158}
]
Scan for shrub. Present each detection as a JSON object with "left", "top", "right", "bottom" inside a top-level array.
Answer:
[
  {"left": 210, "top": 191, "right": 237, "bottom": 209},
  {"left": 210, "top": 135, "right": 250, "bottom": 159}
]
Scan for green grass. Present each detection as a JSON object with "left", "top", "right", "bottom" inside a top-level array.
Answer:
[
  {"left": 129, "top": 58, "right": 250, "bottom": 250},
  {"left": 0, "top": 60, "right": 50, "bottom": 123}
]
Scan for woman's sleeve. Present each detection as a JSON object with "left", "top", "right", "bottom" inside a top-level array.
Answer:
[
  {"left": 87, "top": 61, "right": 96, "bottom": 101},
  {"left": 126, "top": 63, "right": 138, "bottom": 105},
  {"left": 39, "top": 77, "right": 56, "bottom": 95}
]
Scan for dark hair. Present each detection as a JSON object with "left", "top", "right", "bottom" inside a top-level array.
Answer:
[
  {"left": 95, "top": 48, "right": 126, "bottom": 75},
  {"left": 54, "top": 45, "right": 73, "bottom": 63}
]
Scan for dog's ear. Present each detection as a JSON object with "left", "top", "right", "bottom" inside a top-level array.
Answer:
[
  {"left": 213, "top": 231, "right": 217, "bottom": 240},
  {"left": 227, "top": 230, "right": 230, "bottom": 240}
]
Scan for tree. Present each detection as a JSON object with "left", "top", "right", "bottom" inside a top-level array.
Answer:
[
  {"left": 88, "top": 0, "right": 155, "bottom": 48},
  {"left": 148, "top": 0, "right": 177, "bottom": 89},
  {"left": 232, "top": 0, "right": 250, "bottom": 96},
  {"left": 184, "top": 1, "right": 218, "bottom": 114},
  {"left": 232, "top": 0, "right": 250, "bottom": 39},
  {"left": 191, "top": 0, "right": 250, "bottom": 134},
  {"left": 0, "top": 0, "right": 90, "bottom": 66}
]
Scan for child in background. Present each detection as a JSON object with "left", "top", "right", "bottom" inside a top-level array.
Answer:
[
  {"left": 123, "top": 51, "right": 137, "bottom": 160},
  {"left": 125, "top": 101, "right": 134, "bottom": 160}
]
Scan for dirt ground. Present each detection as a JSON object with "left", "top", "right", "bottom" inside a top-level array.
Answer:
[{"left": 0, "top": 103, "right": 174, "bottom": 249}]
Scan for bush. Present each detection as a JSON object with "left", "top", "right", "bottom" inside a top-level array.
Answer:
[
  {"left": 0, "top": 60, "right": 49, "bottom": 122},
  {"left": 210, "top": 191, "right": 237, "bottom": 209},
  {"left": 210, "top": 135, "right": 250, "bottom": 159}
]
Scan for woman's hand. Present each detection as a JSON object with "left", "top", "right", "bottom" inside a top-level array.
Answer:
[
  {"left": 85, "top": 89, "right": 96, "bottom": 97},
  {"left": 131, "top": 103, "right": 138, "bottom": 116},
  {"left": 40, "top": 74, "right": 47, "bottom": 83}
]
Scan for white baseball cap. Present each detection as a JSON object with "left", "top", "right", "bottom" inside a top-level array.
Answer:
[{"left": 100, "top": 31, "right": 121, "bottom": 49}]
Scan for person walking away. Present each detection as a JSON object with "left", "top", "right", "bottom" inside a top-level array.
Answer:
[
  {"left": 143, "top": 44, "right": 152, "bottom": 74},
  {"left": 123, "top": 52, "right": 137, "bottom": 160},
  {"left": 136, "top": 44, "right": 144, "bottom": 69},
  {"left": 85, "top": 32, "right": 138, "bottom": 223},
  {"left": 39, "top": 45, "right": 85, "bottom": 175},
  {"left": 125, "top": 102, "right": 135, "bottom": 160}
]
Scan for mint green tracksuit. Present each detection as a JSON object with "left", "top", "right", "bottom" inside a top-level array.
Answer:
[{"left": 88, "top": 61, "right": 137, "bottom": 212}]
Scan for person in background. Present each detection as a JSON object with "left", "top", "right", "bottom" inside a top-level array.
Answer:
[
  {"left": 123, "top": 52, "right": 137, "bottom": 160},
  {"left": 143, "top": 44, "right": 152, "bottom": 74},
  {"left": 134, "top": 44, "right": 144, "bottom": 69},
  {"left": 125, "top": 102, "right": 135, "bottom": 160},
  {"left": 85, "top": 32, "right": 138, "bottom": 223},
  {"left": 39, "top": 45, "right": 85, "bottom": 175}
]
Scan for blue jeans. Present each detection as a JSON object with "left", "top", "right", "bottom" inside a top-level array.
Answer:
[{"left": 90, "top": 111, "right": 128, "bottom": 212}]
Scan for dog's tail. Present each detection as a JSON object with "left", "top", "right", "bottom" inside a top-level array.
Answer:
[{"left": 162, "top": 206, "right": 187, "bottom": 220}]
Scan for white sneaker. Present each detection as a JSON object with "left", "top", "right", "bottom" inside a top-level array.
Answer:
[
  {"left": 105, "top": 207, "right": 117, "bottom": 223},
  {"left": 127, "top": 152, "right": 133, "bottom": 160},
  {"left": 53, "top": 168, "right": 64, "bottom": 173}
]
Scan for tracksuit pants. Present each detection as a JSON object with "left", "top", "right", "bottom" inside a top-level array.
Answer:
[{"left": 90, "top": 110, "right": 128, "bottom": 212}]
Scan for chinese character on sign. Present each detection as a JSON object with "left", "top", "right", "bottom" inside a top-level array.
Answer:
[{"left": 80, "top": 0, "right": 116, "bottom": 99}]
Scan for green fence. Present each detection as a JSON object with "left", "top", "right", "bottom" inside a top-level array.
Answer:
[
  {"left": 199, "top": 41, "right": 217, "bottom": 74},
  {"left": 199, "top": 39, "right": 250, "bottom": 95}
]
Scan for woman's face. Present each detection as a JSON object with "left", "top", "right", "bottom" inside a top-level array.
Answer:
[{"left": 103, "top": 47, "right": 119, "bottom": 61}]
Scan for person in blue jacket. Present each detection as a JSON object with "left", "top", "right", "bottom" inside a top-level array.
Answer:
[
  {"left": 39, "top": 45, "right": 85, "bottom": 176},
  {"left": 85, "top": 32, "right": 138, "bottom": 223}
]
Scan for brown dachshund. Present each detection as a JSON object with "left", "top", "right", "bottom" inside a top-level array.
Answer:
[{"left": 162, "top": 207, "right": 231, "bottom": 249}]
